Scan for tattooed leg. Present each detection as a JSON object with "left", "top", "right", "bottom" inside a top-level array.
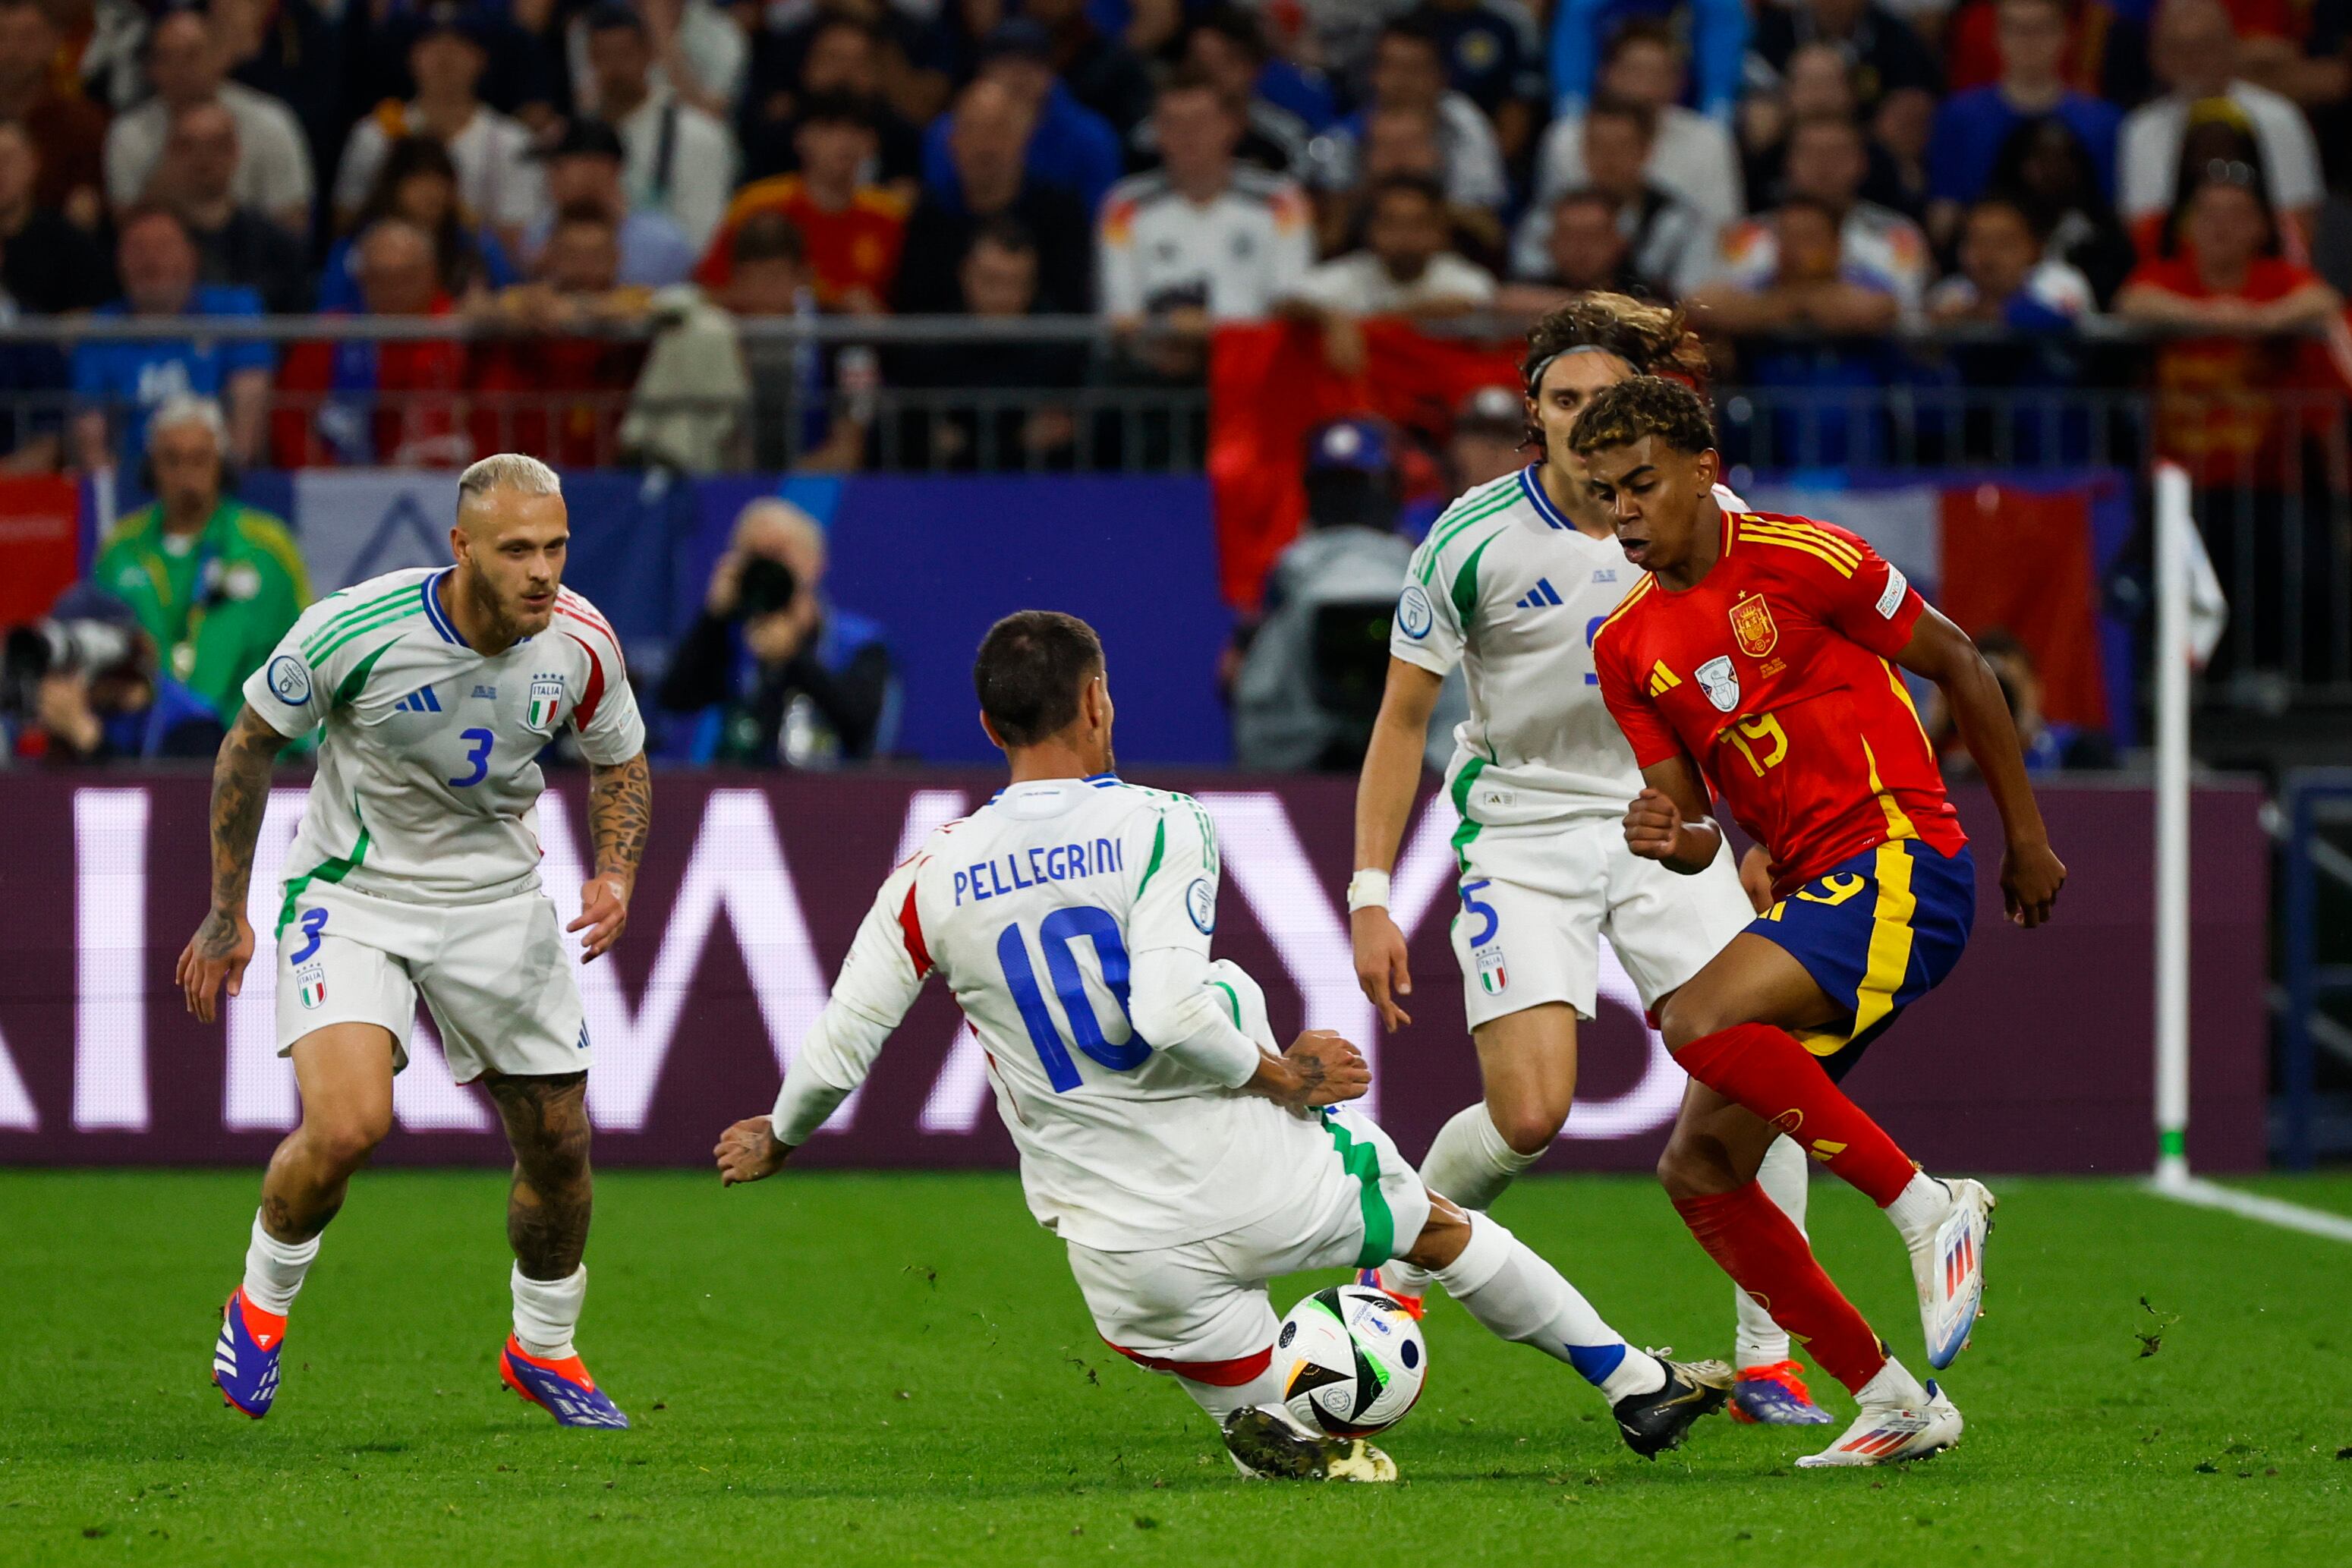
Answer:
[
  {"left": 486, "top": 1071, "right": 594, "bottom": 1280},
  {"left": 257, "top": 1023, "right": 400, "bottom": 1242}
]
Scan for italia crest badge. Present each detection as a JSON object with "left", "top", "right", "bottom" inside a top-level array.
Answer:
[
  {"left": 1730, "top": 593, "right": 1779, "bottom": 656},
  {"left": 1696, "top": 656, "right": 1740, "bottom": 713},
  {"left": 527, "top": 674, "right": 565, "bottom": 729},
  {"left": 295, "top": 962, "right": 327, "bottom": 1009},
  {"left": 1475, "top": 945, "right": 1508, "bottom": 995}
]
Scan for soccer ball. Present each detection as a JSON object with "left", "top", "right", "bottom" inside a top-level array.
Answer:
[{"left": 1275, "top": 1284, "right": 1426, "bottom": 1437}]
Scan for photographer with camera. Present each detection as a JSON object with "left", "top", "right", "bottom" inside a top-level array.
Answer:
[
  {"left": 90, "top": 394, "right": 310, "bottom": 724},
  {"left": 5, "top": 582, "right": 227, "bottom": 764},
  {"left": 656, "top": 497, "right": 896, "bottom": 766}
]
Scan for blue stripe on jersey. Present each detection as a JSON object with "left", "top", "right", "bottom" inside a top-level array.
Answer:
[
  {"left": 420, "top": 568, "right": 463, "bottom": 644},
  {"left": 1519, "top": 464, "right": 1571, "bottom": 531}
]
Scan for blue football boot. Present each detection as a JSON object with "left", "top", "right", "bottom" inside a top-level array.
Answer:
[
  {"left": 500, "top": 1337, "right": 630, "bottom": 1428},
  {"left": 211, "top": 1287, "right": 285, "bottom": 1418}
]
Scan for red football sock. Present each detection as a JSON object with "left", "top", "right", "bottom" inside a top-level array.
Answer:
[
  {"left": 1674, "top": 1022, "right": 1918, "bottom": 1206},
  {"left": 1674, "top": 1183, "right": 1886, "bottom": 1394}
]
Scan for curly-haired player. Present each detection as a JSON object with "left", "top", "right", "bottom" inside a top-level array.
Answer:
[
  {"left": 1346, "top": 295, "right": 1831, "bottom": 1427},
  {"left": 1576, "top": 376, "right": 2067, "bottom": 1467}
]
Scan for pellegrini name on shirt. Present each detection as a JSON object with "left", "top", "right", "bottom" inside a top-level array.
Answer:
[{"left": 954, "top": 839, "right": 1126, "bottom": 905}]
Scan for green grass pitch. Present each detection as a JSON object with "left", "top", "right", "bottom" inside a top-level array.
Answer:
[{"left": 5, "top": 1170, "right": 2350, "bottom": 1566}]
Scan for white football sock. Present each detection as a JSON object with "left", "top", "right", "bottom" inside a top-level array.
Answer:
[
  {"left": 1433, "top": 1211, "right": 1664, "bottom": 1403},
  {"left": 1736, "top": 1137, "right": 1812, "bottom": 1368},
  {"left": 1856, "top": 1355, "right": 1929, "bottom": 1409},
  {"left": 1385, "top": 1104, "right": 1546, "bottom": 1295},
  {"left": 1171, "top": 1362, "right": 1288, "bottom": 1426},
  {"left": 511, "top": 1263, "right": 587, "bottom": 1361},
  {"left": 241, "top": 1210, "right": 320, "bottom": 1317},
  {"left": 1420, "top": 1102, "right": 1548, "bottom": 1211},
  {"left": 1883, "top": 1171, "right": 1954, "bottom": 1252}
]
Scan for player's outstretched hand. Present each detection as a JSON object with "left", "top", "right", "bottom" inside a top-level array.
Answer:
[
  {"left": 1623, "top": 787, "right": 1684, "bottom": 861},
  {"left": 1351, "top": 906, "right": 1413, "bottom": 1031},
  {"left": 569, "top": 874, "right": 629, "bottom": 963},
  {"left": 2001, "top": 839, "right": 2067, "bottom": 929},
  {"left": 715, "top": 1116, "right": 794, "bottom": 1185},
  {"left": 175, "top": 906, "right": 254, "bottom": 1025},
  {"left": 1274, "top": 1029, "right": 1370, "bottom": 1110}
]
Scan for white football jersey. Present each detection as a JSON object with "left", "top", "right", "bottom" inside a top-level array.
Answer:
[
  {"left": 1392, "top": 466, "right": 1749, "bottom": 830},
  {"left": 242, "top": 567, "right": 645, "bottom": 927},
  {"left": 786, "top": 776, "right": 1307, "bottom": 1252},
  {"left": 1097, "top": 168, "right": 1315, "bottom": 322}
]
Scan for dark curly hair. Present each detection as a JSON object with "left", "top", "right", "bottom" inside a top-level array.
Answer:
[
  {"left": 1517, "top": 293, "right": 1707, "bottom": 449},
  {"left": 1566, "top": 374, "right": 1718, "bottom": 458}
]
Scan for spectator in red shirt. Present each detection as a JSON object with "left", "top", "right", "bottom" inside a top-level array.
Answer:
[
  {"left": 697, "top": 92, "right": 908, "bottom": 312},
  {"left": 475, "top": 203, "right": 650, "bottom": 466},
  {"left": 2117, "top": 170, "right": 2345, "bottom": 484},
  {"left": 274, "top": 219, "right": 472, "bottom": 468},
  {"left": 0, "top": 0, "right": 105, "bottom": 227}
]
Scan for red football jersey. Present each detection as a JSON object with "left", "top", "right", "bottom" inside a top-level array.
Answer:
[{"left": 1594, "top": 505, "right": 1968, "bottom": 896}]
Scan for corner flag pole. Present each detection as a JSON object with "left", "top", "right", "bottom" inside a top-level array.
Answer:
[{"left": 2152, "top": 463, "right": 2192, "bottom": 1189}]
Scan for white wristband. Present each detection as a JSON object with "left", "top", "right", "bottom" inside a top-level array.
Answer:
[{"left": 1346, "top": 868, "right": 1391, "bottom": 912}]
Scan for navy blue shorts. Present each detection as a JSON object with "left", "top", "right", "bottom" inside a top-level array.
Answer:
[{"left": 1745, "top": 839, "right": 1976, "bottom": 1083}]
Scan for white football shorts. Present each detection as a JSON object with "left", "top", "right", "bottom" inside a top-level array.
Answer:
[
  {"left": 1065, "top": 961, "right": 1430, "bottom": 1382},
  {"left": 1450, "top": 816, "right": 1755, "bottom": 1030},
  {"left": 272, "top": 879, "right": 591, "bottom": 1082}
]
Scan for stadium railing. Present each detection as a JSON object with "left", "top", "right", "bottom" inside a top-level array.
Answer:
[{"left": 7, "top": 313, "right": 2347, "bottom": 707}]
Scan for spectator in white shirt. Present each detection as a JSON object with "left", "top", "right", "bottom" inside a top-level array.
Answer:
[
  {"left": 103, "top": 10, "right": 312, "bottom": 235},
  {"left": 1527, "top": 20, "right": 1743, "bottom": 231},
  {"left": 1708, "top": 114, "right": 1932, "bottom": 314},
  {"left": 1284, "top": 173, "right": 1494, "bottom": 398},
  {"left": 1098, "top": 67, "right": 1312, "bottom": 374},
  {"left": 1926, "top": 196, "right": 2097, "bottom": 324},
  {"left": 2119, "top": 0, "right": 2323, "bottom": 233},
  {"left": 578, "top": 2, "right": 738, "bottom": 252},
  {"left": 334, "top": 4, "right": 543, "bottom": 253},
  {"left": 1289, "top": 173, "right": 1497, "bottom": 316}
]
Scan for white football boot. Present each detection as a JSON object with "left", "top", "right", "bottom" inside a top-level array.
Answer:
[
  {"left": 1910, "top": 1177, "right": 1996, "bottom": 1368},
  {"left": 1795, "top": 1359, "right": 1963, "bottom": 1469}
]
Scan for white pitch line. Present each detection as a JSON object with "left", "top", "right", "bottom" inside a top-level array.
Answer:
[{"left": 2143, "top": 1174, "right": 2352, "bottom": 1244}]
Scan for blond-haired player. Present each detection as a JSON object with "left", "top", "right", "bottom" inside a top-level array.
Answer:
[{"left": 181, "top": 455, "right": 649, "bottom": 1427}]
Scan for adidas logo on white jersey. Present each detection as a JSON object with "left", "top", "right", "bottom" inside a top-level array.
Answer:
[{"left": 1514, "top": 578, "right": 1564, "bottom": 609}]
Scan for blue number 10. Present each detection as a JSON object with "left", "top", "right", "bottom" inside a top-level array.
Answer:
[{"left": 994, "top": 905, "right": 1151, "bottom": 1092}]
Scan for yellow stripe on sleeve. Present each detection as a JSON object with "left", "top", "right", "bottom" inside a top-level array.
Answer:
[
  {"left": 1737, "top": 527, "right": 1858, "bottom": 578},
  {"left": 1742, "top": 517, "right": 1862, "bottom": 565}
]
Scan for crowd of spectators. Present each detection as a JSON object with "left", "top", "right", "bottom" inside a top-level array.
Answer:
[{"left": 0, "top": 0, "right": 2337, "bottom": 478}]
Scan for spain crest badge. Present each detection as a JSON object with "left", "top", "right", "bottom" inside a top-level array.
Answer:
[{"left": 1729, "top": 594, "right": 1779, "bottom": 657}]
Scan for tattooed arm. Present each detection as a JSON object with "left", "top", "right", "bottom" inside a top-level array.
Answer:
[
  {"left": 176, "top": 705, "right": 285, "bottom": 1023},
  {"left": 570, "top": 751, "right": 650, "bottom": 962},
  {"left": 1245, "top": 1030, "right": 1371, "bottom": 1112}
]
